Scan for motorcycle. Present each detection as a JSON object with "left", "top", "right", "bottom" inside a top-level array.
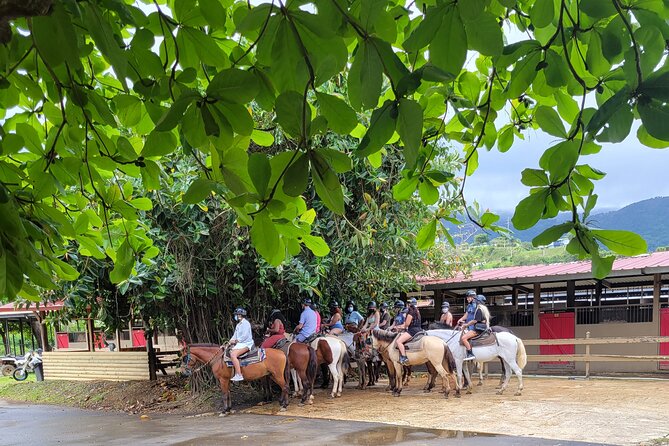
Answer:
[{"left": 13, "top": 349, "right": 42, "bottom": 381}]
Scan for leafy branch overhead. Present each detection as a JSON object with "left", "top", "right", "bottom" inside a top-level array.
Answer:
[{"left": 0, "top": 0, "right": 664, "bottom": 300}]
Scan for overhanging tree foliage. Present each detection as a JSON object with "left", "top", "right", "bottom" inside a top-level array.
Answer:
[{"left": 0, "top": 0, "right": 664, "bottom": 301}]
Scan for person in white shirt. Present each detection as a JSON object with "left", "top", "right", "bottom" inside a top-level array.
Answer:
[{"left": 229, "top": 307, "right": 254, "bottom": 382}]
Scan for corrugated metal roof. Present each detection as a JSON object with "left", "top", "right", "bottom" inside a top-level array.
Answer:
[
  {"left": 0, "top": 301, "right": 64, "bottom": 316},
  {"left": 418, "top": 251, "right": 669, "bottom": 287}
]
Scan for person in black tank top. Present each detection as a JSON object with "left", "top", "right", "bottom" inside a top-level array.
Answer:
[{"left": 392, "top": 298, "right": 421, "bottom": 364}]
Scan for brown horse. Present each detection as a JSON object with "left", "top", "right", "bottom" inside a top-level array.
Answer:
[
  {"left": 274, "top": 339, "right": 318, "bottom": 405},
  {"left": 185, "top": 344, "right": 289, "bottom": 414}
]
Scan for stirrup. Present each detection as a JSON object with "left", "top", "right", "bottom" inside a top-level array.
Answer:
[{"left": 399, "top": 355, "right": 408, "bottom": 365}]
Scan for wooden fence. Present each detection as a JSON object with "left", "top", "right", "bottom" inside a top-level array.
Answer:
[
  {"left": 523, "top": 334, "right": 669, "bottom": 377},
  {"left": 42, "top": 351, "right": 149, "bottom": 381}
]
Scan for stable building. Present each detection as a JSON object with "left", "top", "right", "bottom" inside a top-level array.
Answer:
[{"left": 418, "top": 251, "right": 669, "bottom": 374}]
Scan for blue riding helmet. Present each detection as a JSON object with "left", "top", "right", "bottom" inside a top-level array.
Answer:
[
  {"left": 302, "top": 297, "right": 312, "bottom": 305},
  {"left": 465, "top": 290, "right": 477, "bottom": 297},
  {"left": 368, "top": 301, "right": 377, "bottom": 309},
  {"left": 441, "top": 301, "right": 450, "bottom": 309},
  {"left": 393, "top": 300, "right": 405, "bottom": 309},
  {"left": 233, "top": 307, "right": 247, "bottom": 316},
  {"left": 380, "top": 302, "right": 388, "bottom": 310},
  {"left": 476, "top": 295, "right": 487, "bottom": 304},
  {"left": 407, "top": 297, "right": 417, "bottom": 306}
]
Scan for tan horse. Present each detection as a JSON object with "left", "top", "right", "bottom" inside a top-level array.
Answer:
[
  {"left": 185, "top": 344, "right": 289, "bottom": 414},
  {"left": 371, "top": 329, "right": 459, "bottom": 398}
]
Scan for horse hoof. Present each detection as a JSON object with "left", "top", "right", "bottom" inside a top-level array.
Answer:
[
  {"left": 496, "top": 390, "right": 504, "bottom": 395},
  {"left": 219, "top": 412, "right": 229, "bottom": 417},
  {"left": 466, "top": 390, "right": 472, "bottom": 395},
  {"left": 336, "top": 392, "right": 342, "bottom": 398},
  {"left": 423, "top": 389, "right": 431, "bottom": 393},
  {"left": 514, "top": 391, "right": 522, "bottom": 396},
  {"left": 477, "top": 382, "right": 483, "bottom": 386},
  {"left": 298, "top": 402, "right": 305, "bottom": 407},
  {"left": 330, "top": 394, "right": 336, "bottom": 399},
  {"left": 455, "top": 393, "right": 461, "bottom": 398},
  {"left": 279, "top": 407, "right": 287, "bottom": 412}
]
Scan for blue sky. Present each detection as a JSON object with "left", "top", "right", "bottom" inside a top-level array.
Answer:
[{"left": 463, "top": 128, "right": 669, "bottom": 212}]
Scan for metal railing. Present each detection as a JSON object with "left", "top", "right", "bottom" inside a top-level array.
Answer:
[{"left": 576, "top": 304, "right": 653, "bottom": 324}]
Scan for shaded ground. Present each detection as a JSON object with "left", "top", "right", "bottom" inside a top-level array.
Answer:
[{"left": 1, "top": 375, "right": 668, "bottom": 445}]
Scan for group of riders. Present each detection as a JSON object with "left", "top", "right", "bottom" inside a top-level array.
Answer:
[{"left": 227, "top": 289, "right": 491, "bottom": 382}]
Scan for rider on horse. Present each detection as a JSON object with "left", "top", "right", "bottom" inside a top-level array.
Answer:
[
  {"left": 439, "top": 301, "right": 453, "bottom": 327},
  {"left": 294, "top": 298, "right": 318, "bottom": 342},
  {"left": 390, "top": 300, "right": 407, "bottom": 329},
  {"left": 459, "top": 294, "right": 491, "bottom": 361},
  {"left": 261, "top": 309, "right": 287, "bottom": 349},
  {"left": 344, "top": 301, "right": 364, "bottom": 332},
  {"left": 393, "top": 297, "right": 422, "bottom": 365},
  {"left": 361, "top": 301, "right": 380, "bottom": 333},
  {"left": 378, "top": 302, "right": 392, "bottom": 329},
  {"left": 456, "top": 289, "right": 477, "bottom": 329},
  {"left": 229, "top": 307, "right": 255, "bottom": 382},
  {"left": 321, "top": 301, "right": 345, "bottom": 335}
]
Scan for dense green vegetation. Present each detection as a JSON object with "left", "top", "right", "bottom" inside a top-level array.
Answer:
[
  {"left": 1, "top": 0, "right": 666, "bottom": 311},
  {"left": 459, "top": 236, "right": 577, "bottom": 269}
]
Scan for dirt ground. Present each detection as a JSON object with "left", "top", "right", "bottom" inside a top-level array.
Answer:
[{"left": 245, "top": 375, "right": 669, "bottom": 446}]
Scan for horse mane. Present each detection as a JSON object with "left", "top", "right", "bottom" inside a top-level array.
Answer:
[
  {"left": 188, "top": 343, "right": 220, "bottom": 348},
  {"left": 372, "top": 328, "right": 398, "bottom": 342}
]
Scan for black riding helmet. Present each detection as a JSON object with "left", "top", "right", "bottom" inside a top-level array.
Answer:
[
  {"left": 367, "top": 301, "right": 377, "bottom": 309},
  {"left": 393, "top": 299, "right": 405, "bottom": 309},
  {"left": 380, "top": 302, "right": 388, "bottom": 310},
  {"left": 233, "top": 307, "right": 247, "bottom": 316},
  {"left": 330, "top": 301, "right": 340, "bottom": 309}
]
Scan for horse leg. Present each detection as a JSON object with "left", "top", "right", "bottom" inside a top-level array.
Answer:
[
  {"left": 477, "top": 362, "right": 484, "bottom": 386},
  {"left": 298, "top": 368, "right": 310, "bottom": 405},
  {"left": 454, "top": 360, "right": 464, "bottom": 398},
  {"left": 393, "top": 361, "right": 403, "bottom": 397},
  {"left": 424, "top": 362, "right": 437, "bottom": 393},
  {"left": 463, "top": 361, "right": 474, "bottom": 394},
  {"left": 327, "top": 363, "right": 339, "bottom": 398},
  {"left": 219, "top": 378, "right": 232, "bottom": 414},
  {"left": 290, "top": 369, "right": 299, "bottom": 397},
  {"left": 433, "top": 362, "right": 451, "bottom": 399},
  {"left": 497, "top": 357, "right": 505, "bottom": 389},
  {"left": 496, "top": 359, "right": 513, "bottom": 395},
  {"left": 507, "top": 359, "right": 523, "bottom": 396},
  {"left": 357, "top": 357, "right": 366, "bottom": 390},
  {"left": 402, "top": 365, "right": 412, "bottom": 386}
]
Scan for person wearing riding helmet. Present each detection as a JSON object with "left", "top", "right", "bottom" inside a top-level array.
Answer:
[
  {"left": 310, "top": 302, "right": 322, "bottom": 331},
  {"left": 229, "top": 307, "right": 254, "bottom": 382},
  {"left": 261, "top": 309, "right": 287, "bottom": 349},
  {"left": 344, "top": 301, "right": 364, "bottom": 330},
  {"left": 456, "top": 290, "right": 478, "bottom": 329},
  {"left": 361, "top": 301, "right": 380, "bottom": 333},
  {"left": 394, "top": 297, "right": 421, "bottom": 365},
  {"left": 294, "top": 298, "right": 318, "bottom": 342},
  {"left": 439, "top": 301, "right": 453, "bottom": 327},
  {"left": 390, "top": 300, "right": 407, "bottom": 329},
  {"left": 321, "top": 301, "right": 345, "bottom": 335},
  {"left": 378, "top": 302, "right": 392, "bottom": 329},
  {"left": 460, "top": 294, "right": 491, "bottom": 361}
]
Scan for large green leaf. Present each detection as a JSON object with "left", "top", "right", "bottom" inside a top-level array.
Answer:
[
  {"left": 392, "top": 176, "right": 419, "bottom": 201},
  {"left": 463, "top": 12, "right": 503, "bottom": 57},
  {"left": 207, "top": 69, "right": 260, "bottom": 104},
  {"left": 248, "top": 152, "right": 271, "bottom": 197},
  {"left": 397, "top": 99, "right": 423, "bottom": 170},
  {"left": 302, "top": 234, "right": 330, "bottom": 257},
  {"left": 316, "top": 92, "right": 358, "bottom": 135},
  {"left": 348, "top": 40, "right": 383, "bottom": 111},
  {"left": 314, "top": 148, "right": 352, "bottom": 174},
  {"left": 591, "top": 229, "right": 648, "bottom": 256},
  {"left": 357, "top": 101, "right": 397, "bottom": 157},
  {"left": 512, "top": 188, "right": 550, "bottom": 230},
  {"left": 142, "top": 131, "right": 178, "bottom": 157},
  {"left": 430, "top": 5, "right": 467, "bottom": 76},
  {"left": 532, "top": 222, "right": 574, "bottom": 247},
  {"left": 529, "top": 0, "right": 554, "bottom": 28},
  {"left": 637, "top": 99, "right": 669, "bottom": 141},
  {"left": 276, "top": 91, "right": 310, "bottom": 138},
  {"left": 535, "top": 106, "right": 566, "bottom": 138},
  {"left": 416, "top": 219, "right": 437, "bottom": 250},
  {"left": 250, "top": 212, "right": 281, "bottom": 264},
  {"left": 310, "top": 151, "right": 345, "bottom": 214},
  {"left": 283, "top": 153, "right": 310, "bottom": 196}
]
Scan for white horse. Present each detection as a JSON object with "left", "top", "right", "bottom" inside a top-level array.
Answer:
[
  {"left": 310, "top": 336, "right": 349, "bottom": 398},
  {"left": 426, "top": 329, "right": 527, "bottom": 396}
]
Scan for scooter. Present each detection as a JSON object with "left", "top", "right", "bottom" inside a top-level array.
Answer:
[{"left": 13, "top": 349, "right": 42, "bottom": 381}]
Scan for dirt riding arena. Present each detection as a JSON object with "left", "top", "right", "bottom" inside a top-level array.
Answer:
[{"left": 246, "top": 375, "right": 669, "bottom": 445}]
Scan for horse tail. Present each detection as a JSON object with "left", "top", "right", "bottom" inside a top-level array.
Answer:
[
  {"left": 341, "top": 346, "right": 350, "bottom": 375},
  {"left": 516, "top": 338, "right": 527, "bottom": 369},
  {"left": 443, "top": 343, "right": 456, "bottom": 373},
  {"left": 306, "top": 345, "right": 318, "bottom": 387},
  {"left": 282, "top": 350, "right": 291, "bottom": 390}
]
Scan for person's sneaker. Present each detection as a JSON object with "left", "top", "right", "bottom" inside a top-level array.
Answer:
[
  {"left": 464, "top": 351, "right": 476, "bottom": 361},
  {"left": 231, "top": 373, "right": 244, "bottom": 382},
  {"left": 399, "top": 355, "right": 409, "bottom": 365}
]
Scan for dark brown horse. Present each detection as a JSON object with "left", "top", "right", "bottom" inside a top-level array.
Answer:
[
  {"left": 274, "top": 340, "right": 318, "bottom": 405},
  {"left": 185, "top": 344, "right": 289, "bottom": 414}
]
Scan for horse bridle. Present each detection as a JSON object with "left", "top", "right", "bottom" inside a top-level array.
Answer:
[{"left": 183, "top": 344, "right": 225, "bottom": 374}]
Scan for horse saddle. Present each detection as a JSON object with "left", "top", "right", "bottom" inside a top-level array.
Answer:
[
  {"left": 272, "top": 338, "right": 290, "bottom": 351},
  {"left": 223, "top": 346, "right": 266, "bottom": 367},
  {"left": 299, "top": 333, "right": 320, "bottom": 344},
  {"left": 404, "top": 331, "right": 427, "bottom": 351},
  {"left": 471, "top": 330, "right": 498, "bottom": 348}
]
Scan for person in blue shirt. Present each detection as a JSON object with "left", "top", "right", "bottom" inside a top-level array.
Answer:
[
  {"left": 294, "top": 298, "right": 318, "bottom": 342},
  {"left": 390, "top": 300, "right": 407, "bottom": 329},
  {"left": 344, "top": 301, "right": 364, "bottom": 331},
  {"left": 456, "top": 290, "right": 477, "bottom": 329}
]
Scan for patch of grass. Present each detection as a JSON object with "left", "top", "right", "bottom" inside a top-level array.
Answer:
[{"left": 640, "top": 435, "right": 669, "bottom": 446}]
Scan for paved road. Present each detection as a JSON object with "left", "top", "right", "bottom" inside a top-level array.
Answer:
[{"left": 0, "top": 400, "right": 609, "bottom": 445}]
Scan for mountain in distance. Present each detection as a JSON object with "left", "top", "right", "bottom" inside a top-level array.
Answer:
[{"left": 446, "top": 196, "right": 669, "bottom": 251}]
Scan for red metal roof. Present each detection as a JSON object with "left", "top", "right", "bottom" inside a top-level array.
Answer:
[
  {"left": 0, "top": 301, "right": 65, "bottom": 314},
  {"left": 418, "top": 251, "right": 669, "bottom": 286}
]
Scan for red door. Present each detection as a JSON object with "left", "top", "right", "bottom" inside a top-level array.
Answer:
[
  {"left": 661, "top": 308, "right": 669, "bottom": 370},
  {"left": 540, "top": 312, "right": 575, "bottom": 368},
  {"left": 56, "top": 333, "right": 69, "bottom": 349},
  {"left": 132, "top": 330, "right": 146, "bottom": 347}
]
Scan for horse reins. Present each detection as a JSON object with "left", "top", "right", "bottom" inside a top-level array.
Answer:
[{"left": 186, "top": 345, "right": 225, "bottom": 374}]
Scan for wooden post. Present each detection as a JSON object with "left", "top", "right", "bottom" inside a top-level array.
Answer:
[
  {"left": 434, "top": 290, "right": 444, "bottom": 321},
  {"left": 87, "top": 318, "right": 96, "bottom": 352},
  {"left": 585, "top": 331, "right": 591, "bottom": 378},
  {"left": 147, "top": 330, "right": 157, "bottom": 381},
  {"left": 653, "top": 274, "right": 661, "bottom": 329},
  {"left": 533, "top": 283, "right": 541, "bottom": 328},
  {"left": 566, "top": 280, "right": 576, "bottom": 308},
  {"left": 19, "top": 318, "right": 25, "bottom": 355}
]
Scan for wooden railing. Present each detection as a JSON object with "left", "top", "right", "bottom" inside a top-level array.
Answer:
[{"left": 523, "top": 334, "right": 669, "bottom": 377}]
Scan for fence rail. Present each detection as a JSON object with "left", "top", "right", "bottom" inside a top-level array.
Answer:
[{"left": 522, "top": 334, "right": 669, "bottom": 377}]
